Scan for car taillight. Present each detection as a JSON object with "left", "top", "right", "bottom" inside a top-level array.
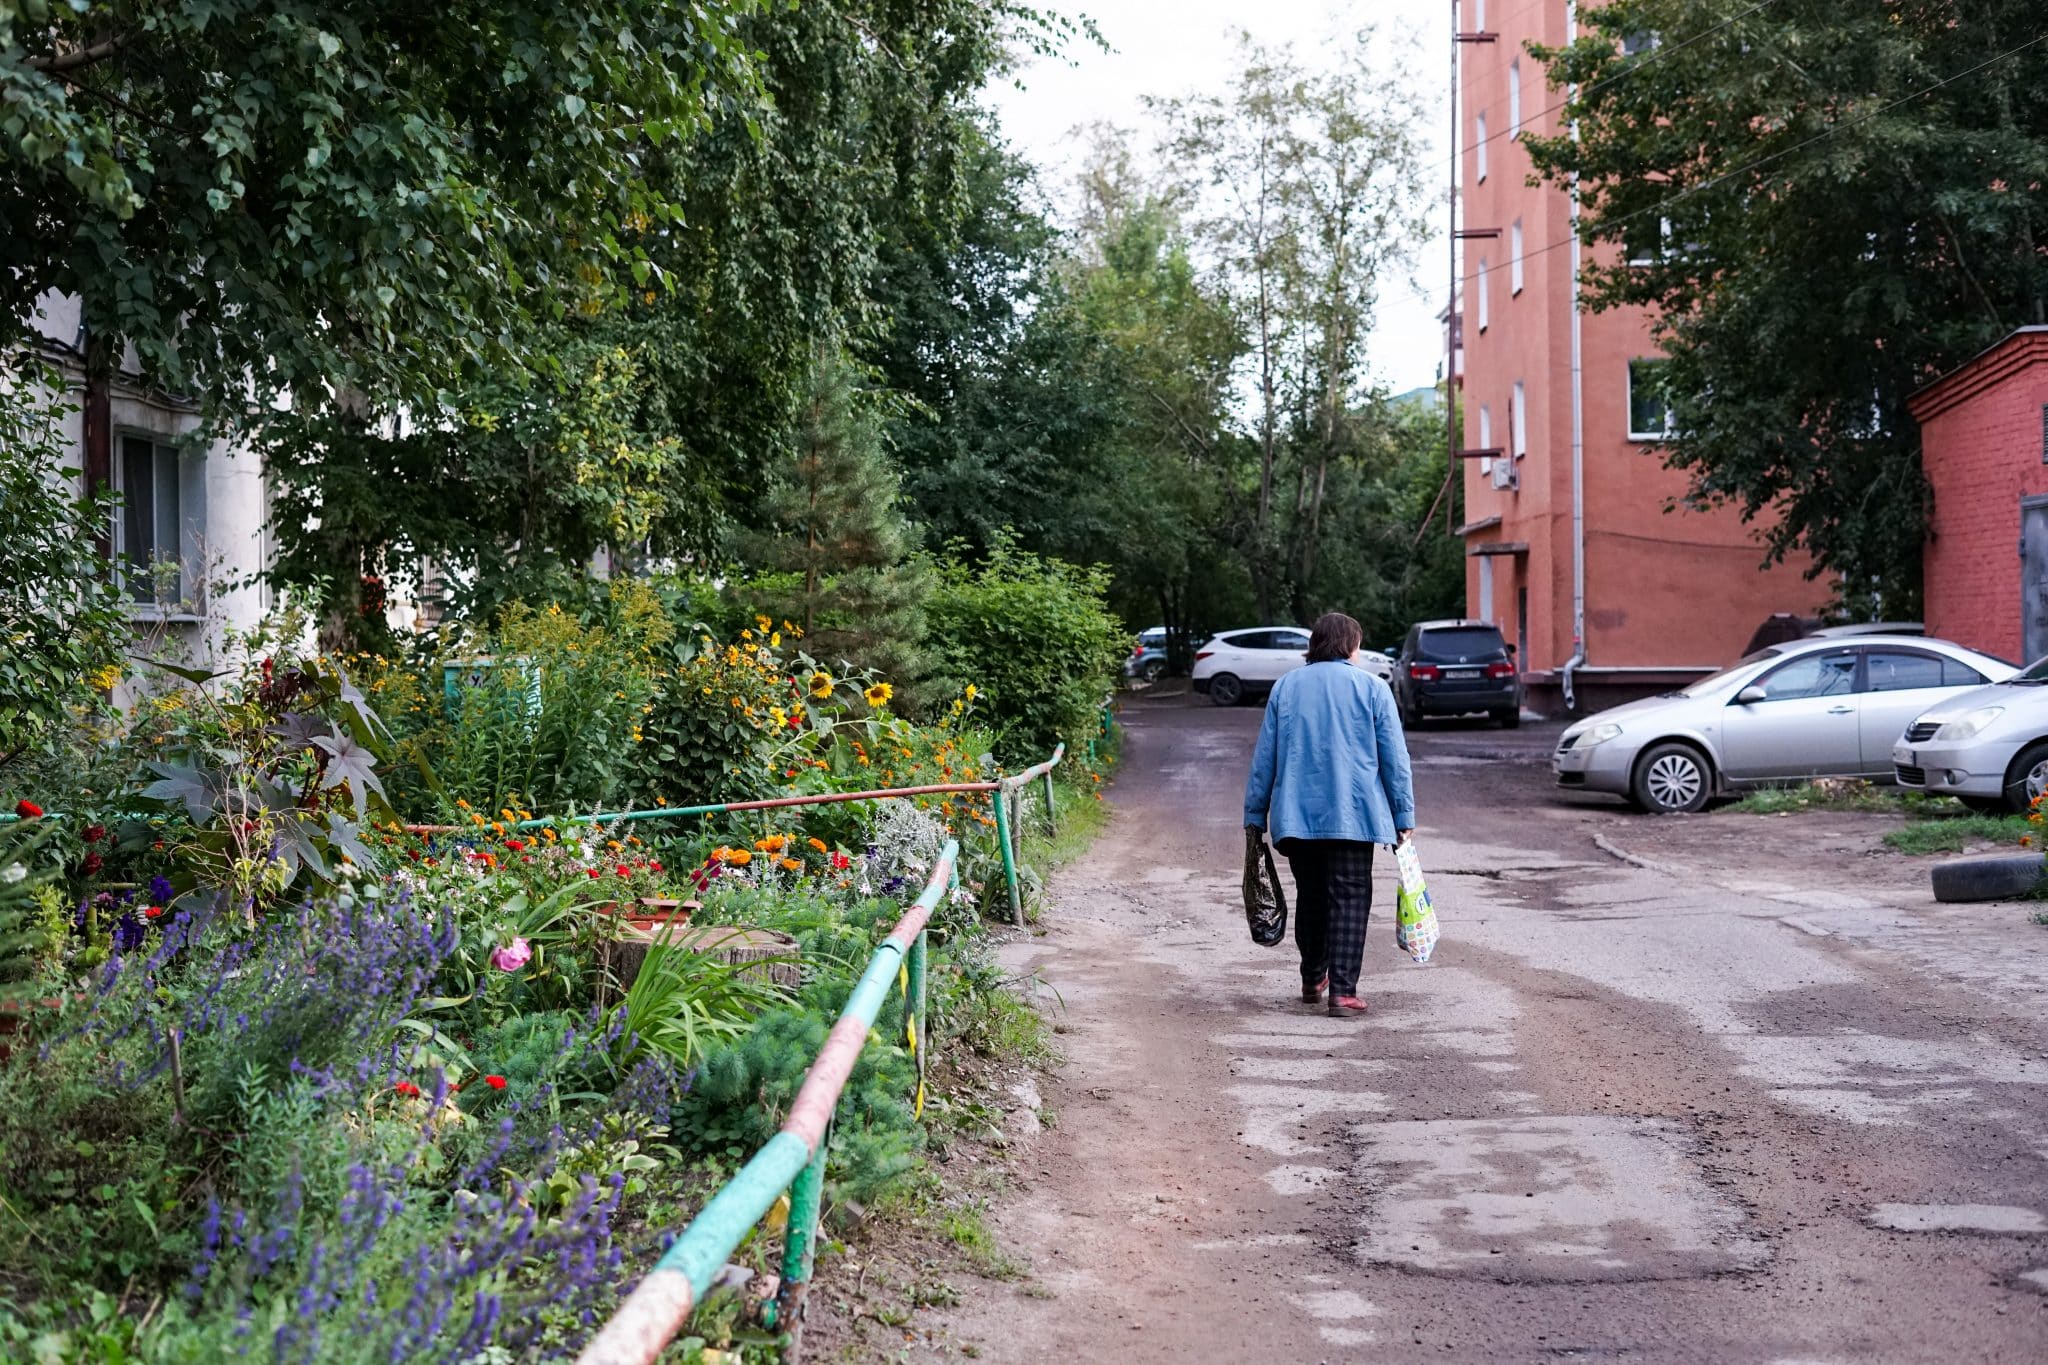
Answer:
[
  {"left": 1408, "top": 663, "right": 1440, "bottom": 682},
  {"left": 1132, "top": 644, "right": 1143, "bottom": 657},
  {"left": 1485, "top": 661, "right": 1516, "bottom": 680},
  {"left": 1195, "top": 650, "right": 1214, "bottom": 661}
]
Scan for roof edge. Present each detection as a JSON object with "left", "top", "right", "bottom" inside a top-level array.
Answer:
[{"left": 1908, "top": 326, "right": 2048, "bottom": 424}]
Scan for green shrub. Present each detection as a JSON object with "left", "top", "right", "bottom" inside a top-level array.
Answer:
[{"left": 924, "top": 539, "right": 1124, "bottom": 764}]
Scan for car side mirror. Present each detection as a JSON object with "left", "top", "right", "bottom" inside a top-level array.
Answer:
[
  {"left": 1505, "top": 643, "right": 1518, "bottom": 657},
  {"left": 1735, "top": 685, "right": 1768, "bottom": 705}
]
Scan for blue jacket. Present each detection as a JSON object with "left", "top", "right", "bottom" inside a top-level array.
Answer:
[{"left": 1242, "top": 661, "right": 1416, "bottom": 845}]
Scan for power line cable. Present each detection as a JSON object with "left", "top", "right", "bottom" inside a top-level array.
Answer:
[{"left": 1459, "top": 25, "right": 2048, "bottom": 289}]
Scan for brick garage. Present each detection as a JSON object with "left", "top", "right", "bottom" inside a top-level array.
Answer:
[{"left": 1909, "top": 326, "right": 2048, "bottom": 663}]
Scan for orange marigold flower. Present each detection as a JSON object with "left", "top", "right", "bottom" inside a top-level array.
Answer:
[
  {"left": 779, "top": 856, "right": 803, "bottom": 872},
  {"left": 807, "top": 837, "right": 828, "bottom": 854}
]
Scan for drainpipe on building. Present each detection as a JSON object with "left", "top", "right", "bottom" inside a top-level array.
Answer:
[{"left": 1560, "top": 0, "right": 1588, "bottom": 712}]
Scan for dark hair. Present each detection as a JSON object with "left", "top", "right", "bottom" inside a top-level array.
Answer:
[{"left": 1305, "top": 612, "right": 1363, "bottom": 663}]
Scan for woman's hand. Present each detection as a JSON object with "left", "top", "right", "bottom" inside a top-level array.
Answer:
[{"left": 1395, "top": 828, "right": 1414, "bottom": 845}]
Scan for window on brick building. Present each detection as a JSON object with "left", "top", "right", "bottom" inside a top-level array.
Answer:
[
  {"left": 1628, "top": 359, "right": 1675, "bottom": 440},
  {"left": 1476, "top": 112, "right": 1487, "bottom": 181},
  {"left": 1476, "top": 258, "right": 1489, "bottom": 330},
  {"left": 1478, "top": 404, "right": 1493, "bottom": 473},
  {"left": 1508, "top": 61, "right": 1521, "bottom": 137},
  {"left": 1510, "top": 221, "right": 1523, "bottom": 294},
  {"left": 1511, "top": 381, "right": 1527, "bottom": 457}
]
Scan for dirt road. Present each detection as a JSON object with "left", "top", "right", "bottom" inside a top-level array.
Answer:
[{"left": 921, "top": 694, "right": 2048, "bottom": 1362}]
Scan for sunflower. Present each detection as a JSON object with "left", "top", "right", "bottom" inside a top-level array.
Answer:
[
  {"left": 808, "top": 670, "right": 834, "bottom": 699},
  {"left": 863, "top": 682, "right": 894, "bottom": 708}
]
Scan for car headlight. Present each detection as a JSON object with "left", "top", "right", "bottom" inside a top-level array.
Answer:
[
  {"left": 1572, "top": 722, "right": 1625, "bottom": 749},
  {"left": 1933, "top": 706, "right": 2004, "bottom": 742}
]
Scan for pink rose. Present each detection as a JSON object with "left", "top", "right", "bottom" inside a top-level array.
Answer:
[{"left": 490, "top": 936, "right": 532, "bottom": 972}]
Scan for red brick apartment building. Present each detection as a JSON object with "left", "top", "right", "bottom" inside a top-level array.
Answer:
[
  {"left": 1453, "top": 0, "right": 1822, "bottom": 714},
  {"left": 1909, "top": 326, "right": 2048, "bottom": 665}
]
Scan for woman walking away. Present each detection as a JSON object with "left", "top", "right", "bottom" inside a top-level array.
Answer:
[{"left": 1242, "top": 612, "right": 1415, "bottom": 1018}]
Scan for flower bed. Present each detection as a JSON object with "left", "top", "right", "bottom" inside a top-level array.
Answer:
[{"left": 0, "top": 607, "right": 1105, "bottom": 1359}]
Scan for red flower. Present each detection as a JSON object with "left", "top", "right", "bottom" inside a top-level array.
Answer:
[
  {"left": 649, "top": 861, "right": 663, "bottom": 873},
  {"left": 79, "top": 852, "right": 104, "bottom": 876},
  {"left": 615, "top": 865, "right": 630, "bottom": 878},
  {"left": 82, "top": 823, "right": 106, "bottom": 844},
  {"left": 504, "top": 838, "right": 525, "bottom": 851},
  {"left": 393, "top": 1081, "right": 421, "bottom": 1098},
  {"left": 13, "top": 800, "right": 42, "bottom": 820},
  {"left": 587, "top": 868, "right": 601, "bottom": 879},
  {"left": 144, "top": 906, "right": 163, "bottom": 919},
  {"left": 830, "top": 852, "right": 851, "bottom": 871},
  {"left": 483, "top": 1074, "right": 507, "bottom": 1091}
]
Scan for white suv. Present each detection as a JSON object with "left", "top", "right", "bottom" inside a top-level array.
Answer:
[{"left": 1191, "top": 627, "right": 1312, "bottom": 706}]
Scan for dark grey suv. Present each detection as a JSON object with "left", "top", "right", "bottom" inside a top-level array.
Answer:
[{"left": 1394, "top": 620, "right": 1521, "bottom": 728}]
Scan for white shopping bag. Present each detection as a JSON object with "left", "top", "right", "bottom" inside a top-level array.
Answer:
[{"left": 1393, "top": 838, "right": 1439, "bottom": 965}]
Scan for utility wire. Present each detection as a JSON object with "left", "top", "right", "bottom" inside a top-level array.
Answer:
[{"left": 1460, "top": 25, "right": 2048, "bottom": 289}]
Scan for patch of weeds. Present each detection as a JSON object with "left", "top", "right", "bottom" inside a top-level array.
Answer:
[
  {"left": 959, "top": 982, "right": 1054, "bottom": 1066},
  {"left": 1728, "top": 781, "right": 1965, "bottom": 816},
  {"left": 939, "top": 1203, "right": 1019, "bottom": 1280},
  {"left": 1883, "top": 815, "right": 2031, "bottom": 855},
  {"left": 1020, "top": 1280, "right": 1057, "bottom": 1300}
]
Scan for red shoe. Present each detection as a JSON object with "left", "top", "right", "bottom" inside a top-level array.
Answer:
[
  {"left": 1301, "top": 976, "right": 1328, "bottom": 1004},
  {"left": 1327, "top": 995, "right": 1368, "bottom": 1018}
]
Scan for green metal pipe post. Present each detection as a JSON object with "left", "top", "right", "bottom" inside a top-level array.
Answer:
[
  {"left": 772, "top": 1132, "right": 830, "bottom": 1357},
  {"left": 1041, "top": 768, "right": 1057, "bottom": 836},
  {"left": 906, "top": 929, "right": 928, "bottom": 1118},
  {"left": 992, "top": 785, "right": 1022, "bottom": 927}
]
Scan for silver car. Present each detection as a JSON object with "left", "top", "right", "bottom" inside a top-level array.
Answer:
[
  {"left": 1892, "top": 657, "right": 2048, "bottom": 812},
  {"left": 1552, "top": 635, "right": 2018, "bottom": 813}
]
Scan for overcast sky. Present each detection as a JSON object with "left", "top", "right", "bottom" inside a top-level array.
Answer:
[{"left": 983, "top": 0, "right": 1455, "bottom": 395}]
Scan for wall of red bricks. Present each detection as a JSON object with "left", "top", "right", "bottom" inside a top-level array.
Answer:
[{"left": 1915, "top": 333, "right": 2048, "bottom": 662}]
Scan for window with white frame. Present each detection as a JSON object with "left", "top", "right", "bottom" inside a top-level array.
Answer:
[
  {"left": 114, "top": 433, "right": 197, "bottom": 607},
  {"left": 1625, "top": 215, "right": 1671, "bottom": 266},
  {"left": 1475, "top": 112, "right": 1487, "bottom": 181},
  {"left": 1476, "top": 258, "right": 1489, "bottom": 331},
  {"left": 1627, "top": 359, "right": 1675, "bottom": 440},
  {"left": 1511, "top": 381, "right": 1527, "bottom": 458},
  {"left": 1510, "top": 220, "right": 1523, "bottom": 294},
  {"left": 1621, "top": 29, "right": 1660, "bottom": 56},
  {"left": 1474, "top": 0, "right": 1485, "bottom": 30},
  {"left": 1508, "top": 61, "right": 1521, "bottom": 137},
  {"left": 1477, "top": 403, "right": 1493, "bottom": 473}
]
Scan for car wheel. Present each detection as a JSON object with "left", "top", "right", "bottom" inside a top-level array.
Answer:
[
  {"left": 1999, "top": 741, "right": 2048, "bottom": 814},
  {"left": 1398, "top": 693, "right": 1421, "bottom": 728},
  {"left": 1631, "top": 742, "right": 1712, "bottom": 814},
  {"left": 1492, "top": 707, "right": 1521, "bottom": 730},
  {"left": 1209, "top": 673, "right": 1244, "bottom": 707},
  {"left": 1141, "top": 659, "right": 1166, "bottom": 683}
]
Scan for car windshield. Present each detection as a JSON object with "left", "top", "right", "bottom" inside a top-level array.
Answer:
[
  {"left": 2010, "top": 656, "right": 2048, "bottom": 685},
  {"left": 1673, "top": 647, "right": 1783, "bottom": 697},
  {"left": 1415, "top": 627, "right": 1506, "bottom": 661}
]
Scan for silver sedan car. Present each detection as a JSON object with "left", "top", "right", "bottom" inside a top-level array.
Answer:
[
  {"left": 1552, "top": 635, "right": 2018, "bottom": 813},
  {"left": 1892, "top": 657, "right": 2048, "bottom": 812}
]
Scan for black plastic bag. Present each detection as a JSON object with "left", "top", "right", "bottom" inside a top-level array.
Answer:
[{"left": 1242, "top": 828, "right": 1288, "bottom": 947}]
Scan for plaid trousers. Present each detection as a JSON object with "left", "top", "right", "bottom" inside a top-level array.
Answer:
[{"left": 1280, "top": 839, "right": 1376, "bottom": 997}]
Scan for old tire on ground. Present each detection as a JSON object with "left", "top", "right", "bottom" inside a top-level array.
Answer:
[
  {"left": 2000, "top": 741, "right": 2048, "bottom": 814},
  {"left": 1209, "top": 672, "right": 1244, "bottom": 707},
  {"left": 1930, "top": 854, "right": 2046, "bottom": 904},
  {"left": 1631, "top": 741, "right": 1712, "bottom": 814}
]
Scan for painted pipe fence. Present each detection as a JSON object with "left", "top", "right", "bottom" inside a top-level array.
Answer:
[{"left": 576, "top": 840, "right": 957, "bottom": 1365}]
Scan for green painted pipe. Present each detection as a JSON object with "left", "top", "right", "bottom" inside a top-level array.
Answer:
[
  {"left": 992, "top": 785, "right": 1021, "bottom": 927},
  {"left": 771, "top": 1132, "right": 830, "bottom": 1348}
]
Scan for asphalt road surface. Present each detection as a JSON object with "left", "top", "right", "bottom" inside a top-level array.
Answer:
[{"left": 922, "top": 693, "right": 2048, "bottom": 1363}]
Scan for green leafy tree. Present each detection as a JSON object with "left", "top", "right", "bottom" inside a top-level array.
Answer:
[
  {"left": 1525, "top": 0, "right": 2048, "bottom": 610},
  {"left": 736, "top": 350, "right": 931, "bottom": 692},
  {"left": 0, "top": 0, "right": 766, "bottom": 414},
  {"left": 1152, "top": 27, "right": 1432, "bottom": 621},
  {"left": 0, "top": 388, "right": 123, "bottom": 779}
]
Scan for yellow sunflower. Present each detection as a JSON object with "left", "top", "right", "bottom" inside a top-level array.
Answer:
[
  {"left": 864, "top": 682, "right": 894, "bottom": 708},
  {"left": 808, "top": 670, "right": 834, "bottom": 699}
]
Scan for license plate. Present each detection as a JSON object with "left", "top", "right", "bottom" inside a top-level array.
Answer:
[{"left": 1446, "top": 668, "right": 1480, "bottom": 679}]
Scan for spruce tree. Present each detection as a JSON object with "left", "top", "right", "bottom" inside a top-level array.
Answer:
[{"left": 742, "top": 350, "right": 931, "bottom": 695}]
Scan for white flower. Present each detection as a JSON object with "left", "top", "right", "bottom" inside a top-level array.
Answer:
[{"left": 1, "top": 863, "right": 25, "bottom": 884}]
